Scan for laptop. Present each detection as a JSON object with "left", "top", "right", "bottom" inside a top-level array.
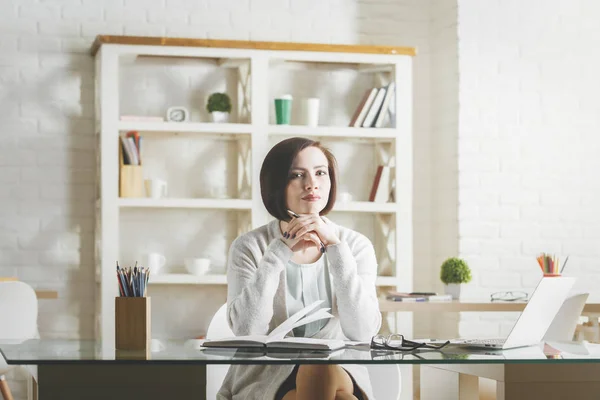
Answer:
[
  {"left": 448, "top": 277, "right": 577, "bottom": 350},
  {"left": 543, "top": 292, "right": 588, "bottom": 342}
]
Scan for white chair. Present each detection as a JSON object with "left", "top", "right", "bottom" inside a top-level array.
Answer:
[
  {"left": 206, "top": 304, "right": 401, "bottom": 400},
  {"left": 205, "top": 304, "right": 234, "bottom": 399},
  {"left": 0, "top": 281, "right": 40, "bottom": 400}
]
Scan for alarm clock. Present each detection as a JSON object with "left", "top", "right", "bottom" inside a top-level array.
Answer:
[{"left": 166, "top": 106, "right": 189, "bottom": 122}]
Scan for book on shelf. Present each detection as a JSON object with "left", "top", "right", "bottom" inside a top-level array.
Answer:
[
  {"left": 348, "top": 84, "right": 396, "bottom": 128},
  {"left": 368, "top": 165, "right": 391, "bottom": 203},
  {"left": 361, "top": 87, "right": 386, "bottom": 128},
  {"left": 120, "top": 115, "right": 164, "bottom": 122},
  {"left": 349, "top": 88, "right": 377, "bottom": 127},
  {"left": 202, "top": 300, "right": 345, "bottom": 351},
  {"left": 374, "top": 82, "right": 395, "bottom": 128},
  {"left": 120, "top": 132, "right": 141, "bottom": 166},
  {"left": 386, "top": 291, "right": 452, "bottom": 302}
]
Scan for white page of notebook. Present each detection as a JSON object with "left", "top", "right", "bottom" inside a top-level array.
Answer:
[{"left": 268, "top": 300, "right": 325, "bottom": 340}]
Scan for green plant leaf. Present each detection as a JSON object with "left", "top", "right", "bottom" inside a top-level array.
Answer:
[
  {"left": 206, "top": 92, "right": 232, "bottom": 113},
  {"left": 440, "top": 257, "right": 472, "bottom": 284}
]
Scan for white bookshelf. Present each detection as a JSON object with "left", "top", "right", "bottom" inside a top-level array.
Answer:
[
  {"left": 149, "top": 274, "right": 228, "bottom": 285},
  {"left": 269, "top": 125, "right": 398, "bottom": 140},
  {"left": 332, "top": 201, "right": 398, "bottom": 213},
  {"left": 118, "top": 198, "right": 252, "bottom": 210},
  {"left": 92, "top": 35, "right": 414, "bottom": 349},
  {"left": 118, "top": 121, "right": 252, "bottom": 135}
]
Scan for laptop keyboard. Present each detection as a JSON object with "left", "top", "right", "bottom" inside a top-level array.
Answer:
[{"left": 463, "top": 338, "right": 506, "bottom": 345}]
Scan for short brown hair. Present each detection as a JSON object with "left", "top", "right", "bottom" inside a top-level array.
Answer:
[{"left": 260, "top": 137, "right": 338, "bottom": 221}]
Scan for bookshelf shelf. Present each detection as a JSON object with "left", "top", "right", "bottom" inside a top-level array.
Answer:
[
  {"left": 332, "top": 201, "right": 397, "bottom": 213},
  {"left": 268, "top": 59, "right": 395, "bottom": 73},
  {"left": 118, "top": 198, "right": 252, "bottom": 210},
  {"left": 149, "top": 273, "right": 227, "bottom": 285},
  {"left": 118, "top": 121, "right": 252, "bottom": 135},
  {"left": 94, "top": 35, "right": 413, "bottom": 352},
  {"left": 268, "top": 125, "right": 398, "bottom": 140}
]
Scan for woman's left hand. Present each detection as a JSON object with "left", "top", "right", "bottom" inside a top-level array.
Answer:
[{"left": 285, "top": 213, "right": 340, "bottom": 247}]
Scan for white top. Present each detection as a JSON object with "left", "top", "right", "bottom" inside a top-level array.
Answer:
[
  {"left": 285, "top": 256, "right": 332, "bottom": 337},
  {"left": 219, "top": 217, "right": 381, "bottom": 400}
]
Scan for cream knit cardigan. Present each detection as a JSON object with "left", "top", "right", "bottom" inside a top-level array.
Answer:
[{"left": 217, "top": 217, "right": 382, "bottom": 400}]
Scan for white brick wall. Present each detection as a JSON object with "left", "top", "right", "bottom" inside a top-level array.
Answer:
[
  {"left": 1, "top": 1, "right": 431, "bottom": 398},
  {"left": 426, "top": 0, "right": 459, "bottom": 339},
  {"left": 457, "top": 0, "right": 600, "bottom": 338}
]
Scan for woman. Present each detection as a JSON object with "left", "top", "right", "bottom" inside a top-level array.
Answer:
[{"left": 218, "top": 137, "right": 381, "bottom": 400}]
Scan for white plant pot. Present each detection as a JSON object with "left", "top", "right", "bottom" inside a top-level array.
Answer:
[
  {"left": 211, "top": 111, "right": 229, "bottom": 123},
  {"left": 444, "top": 283, "right": 461, "bottom": 299}
]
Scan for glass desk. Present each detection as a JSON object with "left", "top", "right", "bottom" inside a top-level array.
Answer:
[
  {"left": 3, "top": 338, "right": 600, "bottom": 364},
  {"left": 2, "top": 339, "right": 600, "bottom": 400}
]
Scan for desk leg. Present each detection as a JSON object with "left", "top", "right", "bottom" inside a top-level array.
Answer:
[{"left": 420, "top": 366, "right": 478, "bottom": 400}]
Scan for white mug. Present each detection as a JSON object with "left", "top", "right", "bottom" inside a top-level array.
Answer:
[
  {"left": 338, "top": 192, "right": 353, "bottom": 203},
  {"left": 302, "top": 98, "right": 320, "bottom": 127},
  {"left": 145, "top": 179, "right": 168, "bottom": 199},
  {"left": 146, "top": 253, "right": 166, "bottom": 275},
  {"left": 184, "top": 258, "right": 211, "bottom": 276}
]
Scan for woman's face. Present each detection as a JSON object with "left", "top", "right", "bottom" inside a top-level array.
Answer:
[{"left": 286, "top": 146, "right": 331, "bottom": 215}]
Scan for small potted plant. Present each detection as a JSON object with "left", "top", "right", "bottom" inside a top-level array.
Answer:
[
  {"left": 440, "top": 257, "right": 472, "bottom": 299},
  {"left": 206, "top": 92, "right": 232, "bottom": 123}
]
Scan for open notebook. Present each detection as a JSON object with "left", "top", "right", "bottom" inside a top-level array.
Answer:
[
  {"left": 202, "top": 300, "right": 345, "bottom": 351},
  {"left": 201, "top": 347, "right": 346, "bottom": 360}
]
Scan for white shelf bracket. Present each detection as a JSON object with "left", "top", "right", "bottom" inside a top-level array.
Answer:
[
  {"left": 238, "top": 63, "right": 251, "bottom": 123},
  {"left": 236, "top": 210, "right": 252, "bottom": 238},
  {"left": 375, "top": 213, "right": 396, "bottom": 277},
  {"left": 237, "top": 137, "right": 252, "bottom": 199}
]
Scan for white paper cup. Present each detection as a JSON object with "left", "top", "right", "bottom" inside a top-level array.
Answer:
[
  {"left": 302, "top": 98, "right": 320, "bottom": 127},
  {"left": 146, "top": 253, "right": 166, "bottom": 275}
]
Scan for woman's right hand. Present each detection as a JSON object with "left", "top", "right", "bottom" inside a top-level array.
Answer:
[{"left": 281, "top": 229, "right": 322, "bottom": 252}]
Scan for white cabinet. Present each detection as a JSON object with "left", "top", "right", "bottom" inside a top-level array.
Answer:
[{"left": 92, "top": 35, "right": 414, "bottom": 344}]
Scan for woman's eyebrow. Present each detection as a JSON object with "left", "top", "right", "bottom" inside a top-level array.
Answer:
[{"left": 290, "top": 165, "right": 328, "bottom": 171}]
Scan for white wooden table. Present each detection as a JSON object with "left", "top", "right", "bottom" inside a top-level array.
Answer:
[
  {"left": 0, "top": 277, "right": 58, "bottom": 299},
  {"left": 421, "top": 362, "right": 600, "bottom": 400},
  {"left": 378, "top": 299, "right": 600, "bottom": 313}
]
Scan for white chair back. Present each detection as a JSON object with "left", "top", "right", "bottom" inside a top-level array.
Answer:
[
  {"left": 206, "top": 304, "right": 233, "bottom": 399},
  {"left": 0, "top": 280, "right": 40, "bottom": 396},
  {"left": 368, "top": 364, "right": 402, "bottom": 400},
  {"left": 205, "top": 304, "right": 401, "bottom": 400},
  {"left": 0, "top": 281, "right": 38, "bottom": 340}
]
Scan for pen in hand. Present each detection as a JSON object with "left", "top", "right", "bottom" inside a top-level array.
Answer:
[{"left": 286, "top": 209, "right": 325, "bottom": 253}]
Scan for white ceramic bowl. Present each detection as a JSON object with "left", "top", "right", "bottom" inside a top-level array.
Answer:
[{"left": 184, "top": 258, "right": 211, "bottom": 276}]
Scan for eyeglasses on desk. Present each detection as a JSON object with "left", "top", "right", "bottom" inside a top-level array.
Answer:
[{"left": 371, "top": 334, "right": 450, "bottom": 352}]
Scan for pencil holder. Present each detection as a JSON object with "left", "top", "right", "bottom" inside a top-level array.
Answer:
[
  {"left": 543, "top": 273, "right": 562, "bottom": 278},
  {"left": 119, "top": 140, "right": 144, "bottom": 198},
  {"left": 115, "top": 297, "right": 151, "bottom": 351},
  {"left": 119, "top": 165, "right": 144, "bottom": 197}
]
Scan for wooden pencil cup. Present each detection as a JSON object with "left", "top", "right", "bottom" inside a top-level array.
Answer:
[
  {"left": 119, "top": 140, "right": 144, "bottom": 198},
  {"left": 115, "top": 297, "right": 151, "bottom": 351},
  {"left": 119, "top": 165, "right": 144, "bottom": 197}
]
